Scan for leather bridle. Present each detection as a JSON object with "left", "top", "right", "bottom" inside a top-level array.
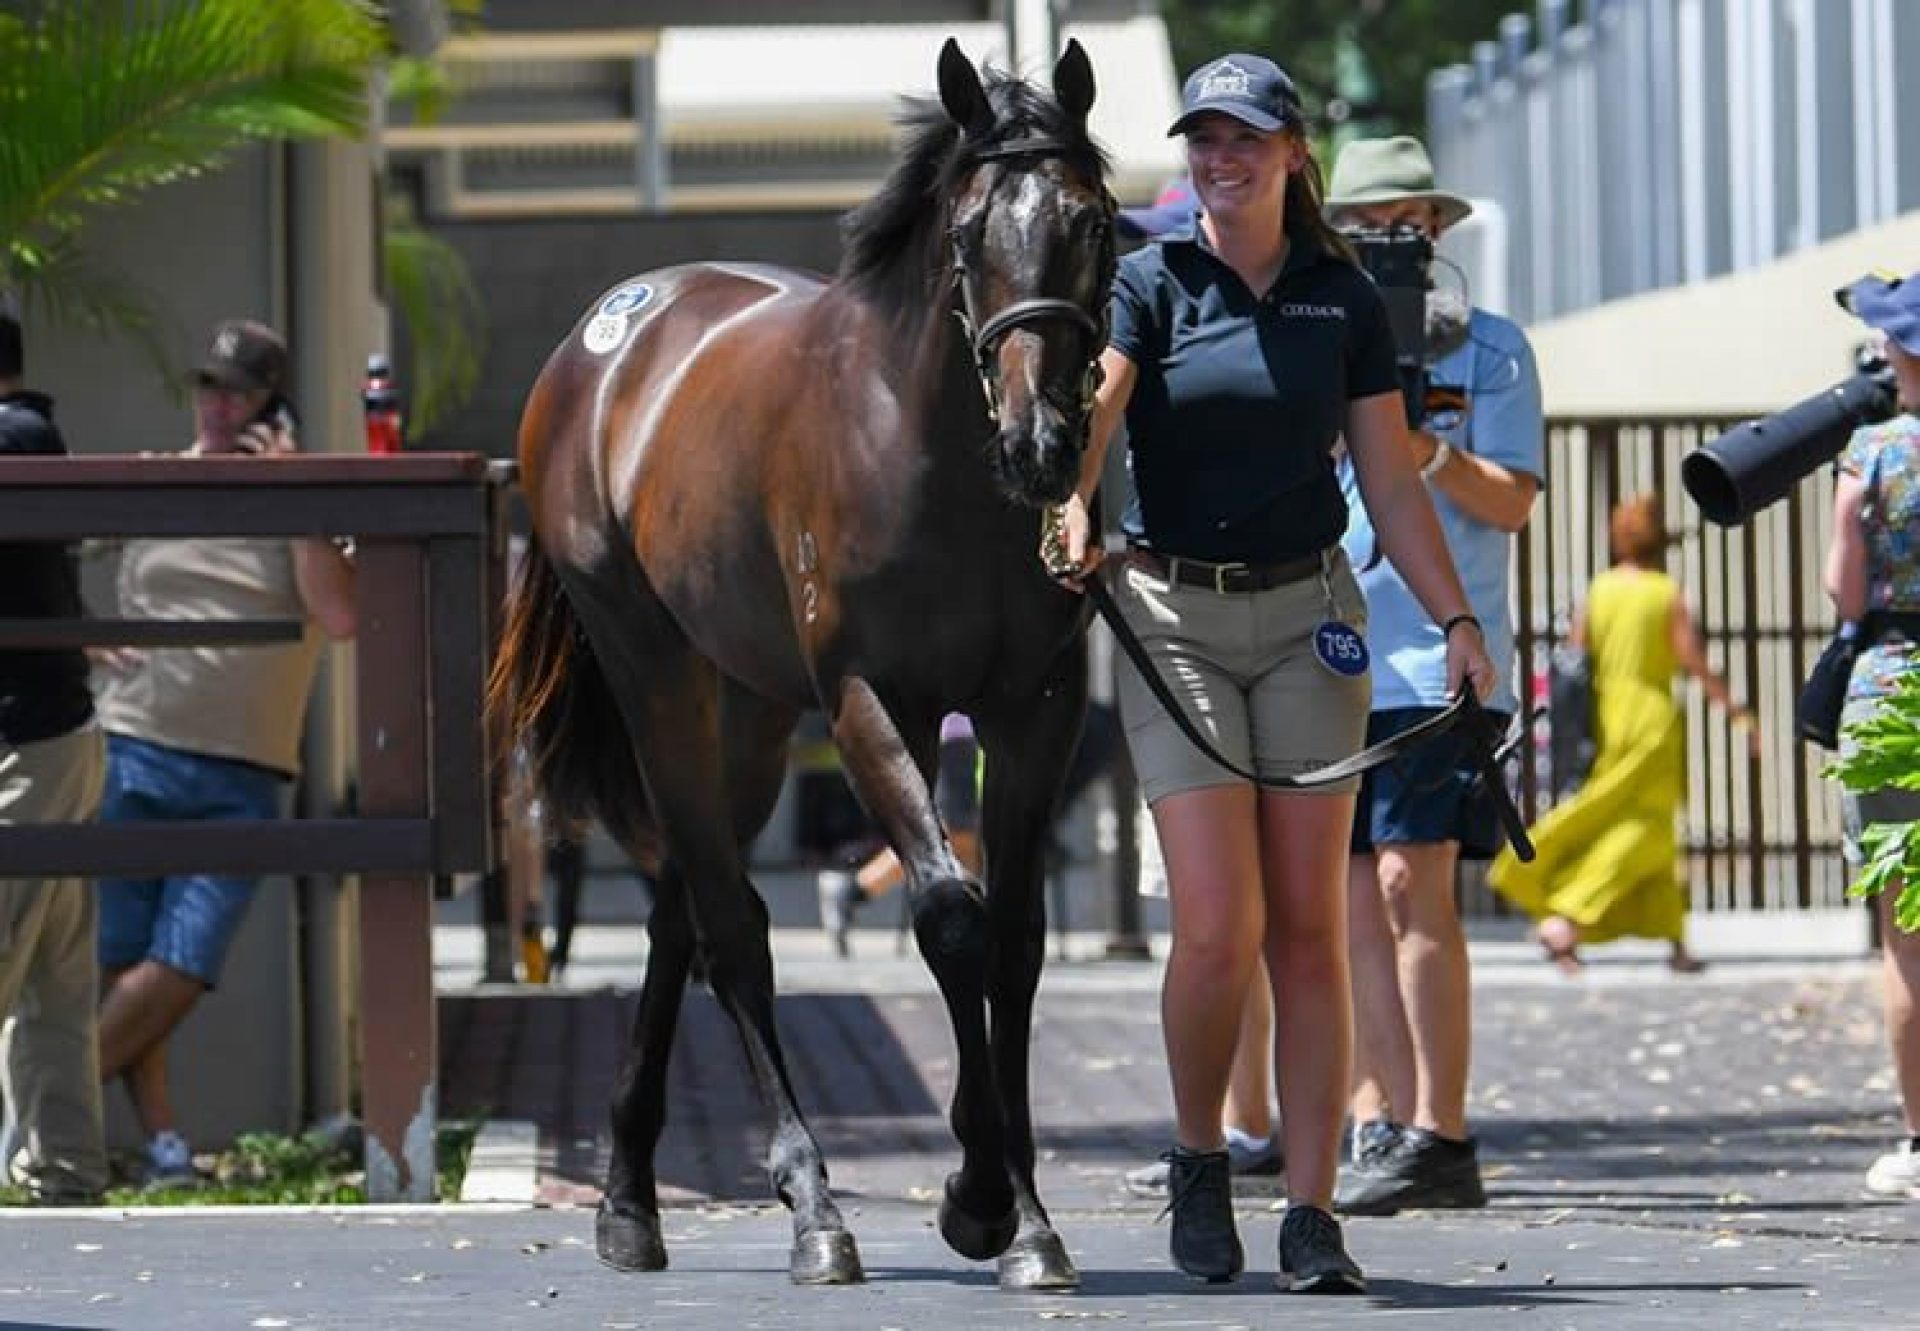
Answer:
[{"left": 948, "top": 136, "right": 1113, "bottom": 425}]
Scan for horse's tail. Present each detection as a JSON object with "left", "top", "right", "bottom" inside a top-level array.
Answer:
[{"left": 486, "top": 542, "right": 647, "bottom": 850}]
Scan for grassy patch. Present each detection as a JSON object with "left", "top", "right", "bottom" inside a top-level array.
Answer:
[{"left": 0, "top": 1117, "right": 484, "bottom": 1207}]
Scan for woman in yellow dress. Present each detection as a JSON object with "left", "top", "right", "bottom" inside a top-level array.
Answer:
[{"left": 1489, "top": 495, "right": 1754, "bottom": 973}]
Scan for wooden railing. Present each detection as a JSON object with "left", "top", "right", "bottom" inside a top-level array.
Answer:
[{"left": 0, "top": 453, "right": 495, "bottom": 1200}]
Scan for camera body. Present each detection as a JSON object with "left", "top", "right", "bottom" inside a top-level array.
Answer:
[
  {"left": 1681, "top": 342, "right": 1898, "bottom": 526},
  {"left": 1344, "top": 223, "right": 1439, "bottom": 425}
]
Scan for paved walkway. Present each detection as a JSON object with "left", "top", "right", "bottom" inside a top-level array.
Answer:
[{"left": 3, "top": 877, "right": 1913, "bottom": 1328}]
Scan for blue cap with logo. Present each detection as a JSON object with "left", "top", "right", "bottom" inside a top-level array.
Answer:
[
  {"left": 1838, "top": 270, "right": 1920, "bottom": 357},
  {"left": 1167, "top": 54, "right": 1304, "bottom": 137}
]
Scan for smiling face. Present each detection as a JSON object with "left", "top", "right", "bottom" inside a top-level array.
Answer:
[{"left": 1182, "top": 113, "right": 1304, "bottom": 227}]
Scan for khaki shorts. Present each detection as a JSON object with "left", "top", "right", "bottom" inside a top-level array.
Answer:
[{"left": 1112, "top": 548, "right": 1371, "bottom": 804}]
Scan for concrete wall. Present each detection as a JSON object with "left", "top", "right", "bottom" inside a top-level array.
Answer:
[{"left": 1527, "top": 207, "right": 1920, "bottom": 417}]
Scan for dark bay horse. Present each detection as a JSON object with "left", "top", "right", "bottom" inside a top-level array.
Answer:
[{"left": 487, "top": 39, "right": 1114, "bottom": 1290}]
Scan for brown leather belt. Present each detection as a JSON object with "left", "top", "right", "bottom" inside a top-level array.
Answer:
[{"left": 1126, "top": 545, "right": 1323, "bottom": 595}]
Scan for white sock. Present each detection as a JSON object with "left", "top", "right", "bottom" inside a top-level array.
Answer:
[{"left": 1223, "top": 1124, "right": 1274, "bottom": 1155}]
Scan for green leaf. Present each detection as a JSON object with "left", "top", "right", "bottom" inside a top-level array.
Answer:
[
  {"left": 0, "top": 0, "right": 385, "bottom": 358},
  {"left": 383, "top": 197, "right": 485, "bottom": 439}
]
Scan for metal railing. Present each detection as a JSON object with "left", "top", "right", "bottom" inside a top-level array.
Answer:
[{"left": 1428, "top": 0, "right": 1920, "bottom": 327}]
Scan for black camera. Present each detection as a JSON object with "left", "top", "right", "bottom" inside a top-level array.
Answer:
[
  {"left": 1681, "top": 344, "right": 1897, "bottom": 526},
  {"left": 1344, "top": 224, "right": 1439, "bottom": 424}
]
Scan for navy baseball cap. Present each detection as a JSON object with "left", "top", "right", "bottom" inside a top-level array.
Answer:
[
  {"left": 1838, "top": 270, "right": 1920, "bottom": 357},
  {"left": 1167, "top": 54, "right": 1304, "bottom": 137},
  {"left": 193, "top": 318, "right": 287, "bottom": 395}
]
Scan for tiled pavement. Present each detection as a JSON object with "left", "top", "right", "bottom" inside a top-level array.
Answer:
[{"left": 435, "top": 881, "right": 1920, "bottom": 1251}]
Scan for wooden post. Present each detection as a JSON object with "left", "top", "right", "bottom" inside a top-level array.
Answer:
[{"left": 355, "top": 539, "right": 438, "bottom": 1201}]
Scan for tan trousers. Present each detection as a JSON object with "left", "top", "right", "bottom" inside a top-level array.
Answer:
[{"left": 0, "top": 723, "right": 107, "bottom": 1201}]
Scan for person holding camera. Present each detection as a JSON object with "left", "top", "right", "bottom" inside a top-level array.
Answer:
[
  {"left": 1053, "top": 57, "right": 1498, "bottom": 1293},
  {"left": 1823, "top": 270, "right": 1920, "bottom": 1199},
  {"left": 92, "top": 318, "right": 357, "bottom": 1186},
  {"left": 1319, "top": 136, "right": 1543, "bottom": 1217},
  {"left": 0, "top": 309, "right": 110, "bottom": 1205}
]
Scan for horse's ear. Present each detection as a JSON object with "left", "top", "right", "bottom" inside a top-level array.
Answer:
[
  {"left": 938, "top": 37, "right": 993, "bottom": 137},
  {"left": 1053, "top": 38, "right": 1095, "bottom": 122}
]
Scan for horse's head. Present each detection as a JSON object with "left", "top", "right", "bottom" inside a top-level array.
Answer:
[{"left": 938, "top": 39, "right": 1114, "bottom": 507}]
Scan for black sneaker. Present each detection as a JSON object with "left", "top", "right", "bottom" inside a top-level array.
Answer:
[
  {"left": 1158, "top": 1147, "right": 1243, "bottom": 1283},
  {"left": 1333, "top": 1126, "right": 1487, "bottom": 1216},
  {"left": 1277, "top": 1204, "right": 1366, "bottom": 1294}
]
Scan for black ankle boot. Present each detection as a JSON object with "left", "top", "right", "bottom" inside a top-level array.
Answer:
[{"left": 1159, "top": 1146, "right": 1243, "bottom": 1282}]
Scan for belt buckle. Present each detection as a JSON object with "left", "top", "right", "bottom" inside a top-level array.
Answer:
[{"left": 1213, "top": 561, "right": 1250, "bottom": 594}]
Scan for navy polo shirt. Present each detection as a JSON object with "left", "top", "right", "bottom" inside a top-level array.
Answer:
[{"left": 1108, "top": 224, "right": 1400, "bottom": 564}]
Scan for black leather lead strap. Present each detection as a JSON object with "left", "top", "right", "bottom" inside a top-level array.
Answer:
[{"left": 1083, "top": 572, "right": 1536, "bottom": 862}]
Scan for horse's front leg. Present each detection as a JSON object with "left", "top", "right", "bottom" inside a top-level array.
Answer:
[
  {"left": 827, "top": 678, "right": 1016, "bottom": 1262},
  {"left": 975, "top": 660, "right": 1088, "bottom": 1291}
]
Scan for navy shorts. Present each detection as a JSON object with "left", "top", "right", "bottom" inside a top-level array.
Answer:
[
  {"left": 96, "top": 735, "right": 287, "bottom": 987},
  {"left": 1350, "top": 706, "right": 1509, "bottom": 859}
]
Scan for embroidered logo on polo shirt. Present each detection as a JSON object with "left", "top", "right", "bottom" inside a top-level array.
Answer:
[{"left": 1277, "top": 302, "right": 1345, "bottom": 319}]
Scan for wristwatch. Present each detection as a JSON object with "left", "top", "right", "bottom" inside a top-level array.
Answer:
[{"left": 1421, "top": 440, "right": 1453, "bottom": 480}]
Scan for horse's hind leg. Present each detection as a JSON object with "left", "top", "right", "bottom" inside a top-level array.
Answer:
[
  {"left": 579, "top": 584, "right": 861, "bottom": 1285},
  {"left": 974, "top": 657, "right": 1089, "bottom": 1291},
  {"left": 826, "top": 678, "right": 1016, "bottom": 1262},
  {"left": 597, "top": 863, "right": 694, "bottom": 1272}
]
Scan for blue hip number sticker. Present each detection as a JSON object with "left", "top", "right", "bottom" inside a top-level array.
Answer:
[{"left": 1313, "top": 621, "right": 1370, "bottom": 677}]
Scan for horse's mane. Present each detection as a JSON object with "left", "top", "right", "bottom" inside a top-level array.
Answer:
[{"left": 838, "top": 70, "right": 1109, "bottom": 303}]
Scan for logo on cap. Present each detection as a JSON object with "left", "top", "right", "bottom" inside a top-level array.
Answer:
[{"left": 1198, "top": 61, "right": 1254, "bottom": 101}]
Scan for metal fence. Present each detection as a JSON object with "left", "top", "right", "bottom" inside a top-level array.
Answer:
[
  {"left": 1486, "top": 414, "right": 1850, "bottom": 919},
  {"left": 1428, "top": 0, "right": 1920, "bottom": 327}
]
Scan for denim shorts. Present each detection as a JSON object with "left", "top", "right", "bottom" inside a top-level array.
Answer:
[
  {"left": 96, "top": 734, "right": 288, "bottom": 987},
  {"left": 1350, "top": 706, "right": 1511, "bottom": 859}
]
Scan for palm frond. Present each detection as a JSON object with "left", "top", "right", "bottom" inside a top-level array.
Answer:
[
  {"left": 0, "top": 0, "right": 386, "bottom": 274},
  {"left": 10, "top": 234, "right": 180, "bottom": 388},
  {"left": 383, "top": 204, "right": 484, "bottom": 439}
]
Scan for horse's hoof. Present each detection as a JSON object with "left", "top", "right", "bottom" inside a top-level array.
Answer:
[
  {"left": 790, "top": 1228, "right": 864, "bottom": 1285},
  {"left": 937, "top": 1174, "right": 1018, "bottom": 1261},
  {"left": 998, "top": 1229, "right": 1080, "bottom": 1291},
  {"left": 595, "top": 1204, "right": 668, "bottom": 1272}
]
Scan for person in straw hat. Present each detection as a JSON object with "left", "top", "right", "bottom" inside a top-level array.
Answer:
[{"left": 1321, "top": 136, "right": 1546, "bottom": 1218}]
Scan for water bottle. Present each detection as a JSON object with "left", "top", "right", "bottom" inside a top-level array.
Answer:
[{"left": 362, "top": 353, "right": 404, "bottom": 455}]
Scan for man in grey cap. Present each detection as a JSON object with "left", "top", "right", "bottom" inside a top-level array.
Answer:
[{"left": 1327, "top": 136, "right": 1545, "bottom": 1216}]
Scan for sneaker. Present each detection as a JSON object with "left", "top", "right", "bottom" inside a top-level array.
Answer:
[
  {"left": 1158, "top": 1147, "right": 1243, "bottom": 1283},
  {"left": 1124, "top": 1131, "right": 1283, "bottom": 1197},
  {"left": 1864, "top": 1138, "right": 1920, "bottom": 1198},
  {"left": 1277, "top": 1203, "right": 1366, "bottom": 1294},
  {"left": 1350, "top": 1118, "right": 1403, "bottom": 1165},
  {"left": 815, "top": 870, "right": 864, "bottom": 958},
  {"left": 141, "top": 1131, "right": 197, "bottom": 1189},
  {"left": 1223, "top": 1126, "right": 1285, "bottom": 1177},
  {"left": 1333, "top": 1126, "right": 1486, "bottom": 1216}
]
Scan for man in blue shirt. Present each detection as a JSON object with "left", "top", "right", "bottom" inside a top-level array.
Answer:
[{"left": 1326, "top": 137, "right": 1544, "bottom": 1215}]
